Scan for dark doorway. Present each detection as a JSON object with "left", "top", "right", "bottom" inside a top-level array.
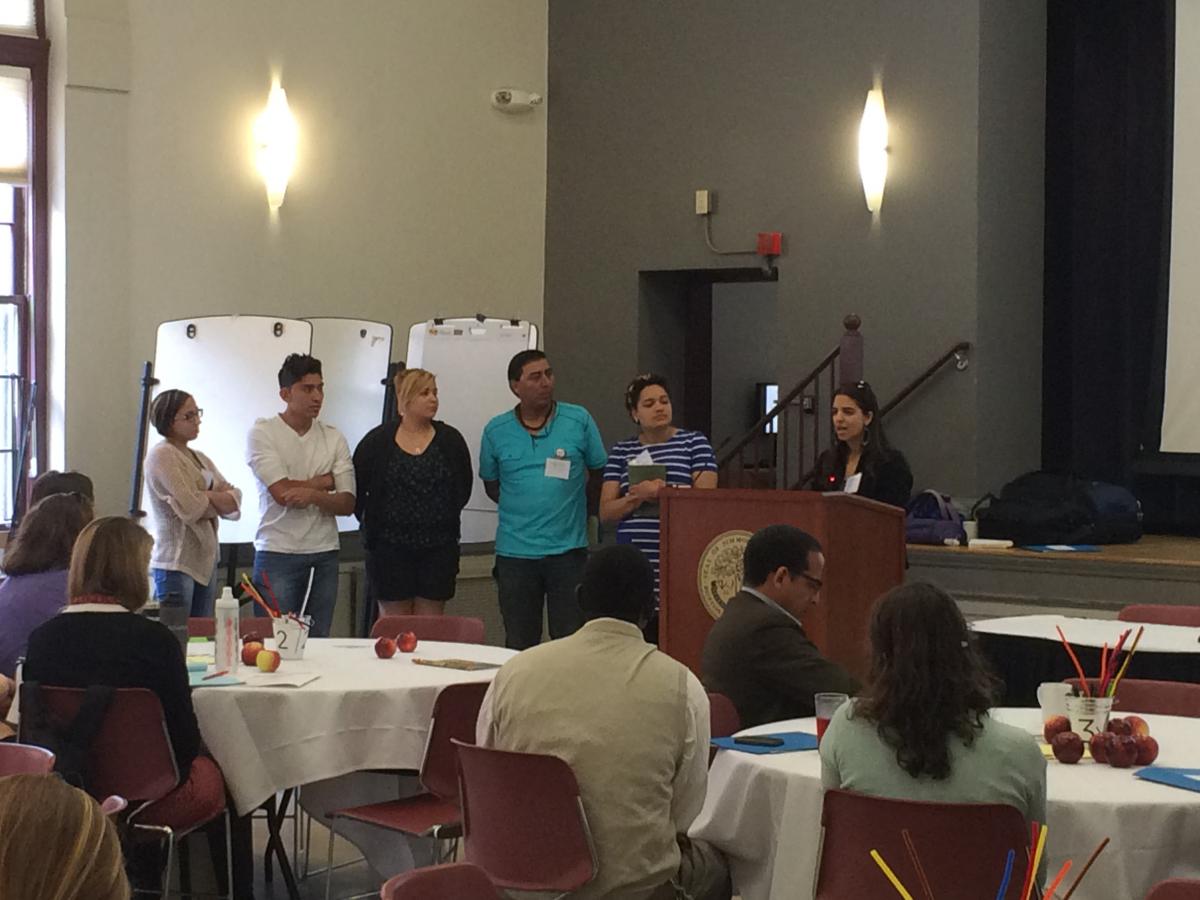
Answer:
[{"left": 637, "top": 266, "right": 778, "bottom": 442}]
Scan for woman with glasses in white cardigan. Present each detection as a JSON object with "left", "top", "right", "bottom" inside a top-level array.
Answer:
[{"left": 144, "top": 389, "right": 242, "bottom": 616}]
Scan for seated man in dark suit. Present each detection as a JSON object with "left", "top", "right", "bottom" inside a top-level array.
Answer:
[{"left": 701, "top": 524, "right": 860, "bottom": 728}]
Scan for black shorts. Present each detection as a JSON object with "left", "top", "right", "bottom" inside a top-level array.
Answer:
[{"left": 366, "top": 542, "right": 461, "bottom": 602}]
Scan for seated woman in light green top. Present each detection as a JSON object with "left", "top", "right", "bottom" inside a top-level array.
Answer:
[{"left": 820, "top": 582, "right": 1046, "bottom": 830}]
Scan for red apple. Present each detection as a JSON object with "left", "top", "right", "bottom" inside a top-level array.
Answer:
[
  {"left": 1043, "top": 715, "right": 1072, "bottom": 744},
  {"left": 1134, "top": 734, "right": 1160, "bottom": 765},
  {"left": 1107, "top": 717, "right": 1132, "bottom": 737},
  {"left": 1107, "top": 734, "right": 1138, "bottom": 768},
  {"left": 397, "top": 631, "right": 418, "bottom": 653},
  {"left": 241, "top": 640, "right": 265, "bottom": 666},
  {"left": 1089, "top": 732, "right": 1112, "bottom": 764},
  {"left": 1125, "top": 715, "right": 1150, "bottom": 737},
  {"left": 255, "top": 649, "right": 281, "bottom": 673},
  {"left": 1051, "top": 731, "right": 1084, "bottom": 764},
  {"left": 374, "top": 636, "right": 397, "bottom": 659}
]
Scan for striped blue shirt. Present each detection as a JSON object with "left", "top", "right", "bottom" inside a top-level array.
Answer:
[{"left": 603, "top": 429, "right": 718, "bottom": 604}]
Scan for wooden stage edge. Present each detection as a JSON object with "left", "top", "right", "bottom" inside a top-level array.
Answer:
[{"left": 908, "top": 534, "right": 1200, "bottom": 571}]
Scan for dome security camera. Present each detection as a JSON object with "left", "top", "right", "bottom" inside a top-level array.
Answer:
[{"left": 491, "top": 88, "right": 543, "bottom": 113}]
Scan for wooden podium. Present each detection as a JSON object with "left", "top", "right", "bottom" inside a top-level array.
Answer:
[{"left": 659, "top": 489, "right": 906, "bottom": 681}]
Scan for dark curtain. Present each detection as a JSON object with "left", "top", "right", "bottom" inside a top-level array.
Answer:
[{"left": 1042, "top": 0, "right": 1174, "bottom": 484}]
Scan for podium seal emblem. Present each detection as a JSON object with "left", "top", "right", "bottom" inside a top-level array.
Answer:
[{"left": 696, "top": 530, "right": 752, "bottom": 619}]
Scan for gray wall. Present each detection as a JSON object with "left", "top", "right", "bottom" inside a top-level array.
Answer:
[{"left": 545, "top": 0, "right": 1045, "bottom": 498}]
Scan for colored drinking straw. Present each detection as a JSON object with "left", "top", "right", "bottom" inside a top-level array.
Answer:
[
  {"left": 1043, "top": 859, "right": 1073, "bottom": 899},
  {"left": 1061, "top": 838, "right": 1109, "bottom": 900},
  {"left": 994, "top": 849, "right": 1015, "bottom": 900},
  {"left": 869, "top": 849, "right": 915, "bottom": 900},
  {"left": 1107, "top": 627, "right": 1145, "bottom": 697},
  {"left": 1021, "top": 825, "right": 1048, "bottom": 900},
  {"left": 1099, "top": 642, "right": 1108, "bottom": 692},
  {"left": 1055, "top": 626, "right": 1090, "bottom": 696},
  {"left": 901, "top": 829, "right": 934, "bottom": 900},
  {"left": 260, "top": 570, "right": 284, "bottom": 616},
  {"left": 1100, "top": 628, "right": 1131, "bottom": 695}
]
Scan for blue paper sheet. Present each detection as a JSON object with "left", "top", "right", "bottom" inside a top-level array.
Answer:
[
  {"left": 1020, "top": 544, "right": 1101, "bottom": 553},
  {"left": 188, "top": 672, "right": 243, "bottom": 688},
  {"left": 710, "top": 732, "right": 819, "bottom": 754},
  {"left": 1134, "top": 766, "right": 1200, "bottom": 793}
]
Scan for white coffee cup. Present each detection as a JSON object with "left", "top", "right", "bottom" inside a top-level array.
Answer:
[
  {"left": 1037, "top": 682, "right": 1072, "bottom": 721},
  {"left": 273, "top": 616, "right": 311, "bottom": 659}
]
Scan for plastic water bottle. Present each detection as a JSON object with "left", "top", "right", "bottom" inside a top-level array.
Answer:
[
  {"left": 214, "top": 586, "right": 239, "bottom": 673},
  {"left": 158, "top": 592, "right": 189, "bottom": 658}
]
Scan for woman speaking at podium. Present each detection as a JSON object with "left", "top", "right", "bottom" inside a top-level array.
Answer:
[
  {"left": 809, "top": 381, "right": 912, "bottom": 508},
  {"left": 600, "top": 374, "right": 718, "bottom": 640}
]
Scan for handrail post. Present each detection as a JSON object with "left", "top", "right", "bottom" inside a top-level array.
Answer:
[{"left": 839, "top": 314, "right": 863, "bottom": 385}]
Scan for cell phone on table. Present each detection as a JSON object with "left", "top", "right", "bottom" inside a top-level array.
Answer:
[{"left": 734, "top": 735, "right": 784, "bottom": 747}]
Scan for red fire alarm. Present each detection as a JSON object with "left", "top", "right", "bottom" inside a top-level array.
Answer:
[{"left": 757, "top": 231, "right": 783, "bottom": 257}]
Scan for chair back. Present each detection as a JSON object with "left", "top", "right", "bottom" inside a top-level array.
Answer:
[
  {"left": 189, "top": 616, "right": 275, "bottom": 640},
  {"left": 372, "top": 615, "right": 486, "bottom": 644},
  {"left": 707, "top": 692, "right": 740, "bottom": 739},
  {"left": 815, "top": 790, "right": 1029, "bottom": 900},
  {"left": 1066, "top": 678, "right": 1200, "bottom": 718},
  {"left": 21, "top": 686, "right": 179, "bottom": 805},
  {"left": 1118, "top": 604, "right": 1200, "bottom": 627},
  {"left": 0, "top": 742, "right": 55, "bottom": 775},
  {"left": 380, "top": 862, "right": 500, "bottom": 900},
  {"left": 420, "top": 681, "right": 489, "bottom": 800},
  {"left": 1146, "top": 879, "right": 1200, "bottom": 900},
  {"left": 453, "top": 740, "right": 597, "bottom": 893}
]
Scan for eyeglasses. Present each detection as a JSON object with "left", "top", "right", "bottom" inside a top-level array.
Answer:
[{"left": 177, "top": 409, "right": 204, "bottom": 422}]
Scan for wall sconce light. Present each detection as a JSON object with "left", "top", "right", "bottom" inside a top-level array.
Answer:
[
  {"left": 254, "top": 80, "right": 297, "bottom": 210},
  {"left": 858, "top": 86, "right": 888, "bottom": 213}
]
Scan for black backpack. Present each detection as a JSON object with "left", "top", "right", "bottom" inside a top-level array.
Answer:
[
  {"left": 974, "top": 471, "right": 1142, "bottom": 545},
  {"left": 17, "top": 682, "right": 115, "bottom": 791}
]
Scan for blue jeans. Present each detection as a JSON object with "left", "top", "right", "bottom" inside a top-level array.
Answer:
[
  {"left": 153, "top": 567, "right": 219, "bottom": 617},
  {"left": 252, "top": 550, "right": 340, "bottom": 637},
  {"left": 494, "top": 549, "right": 587, "bottom": 650}
]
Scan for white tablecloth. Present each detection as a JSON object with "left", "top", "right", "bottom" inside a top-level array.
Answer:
[
  {"left": 689, "top": 708, "right": 1200, "bottom": 900},
  {"left": 192, "top": 638, "right": 515, "bottom": 816},
  {"left": 970, "top": 615, "right": 1200, "bottom": 653}
]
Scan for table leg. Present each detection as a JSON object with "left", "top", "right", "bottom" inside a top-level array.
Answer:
[{"left": 263, "top": 789, "right": 300, "bottom": 900}]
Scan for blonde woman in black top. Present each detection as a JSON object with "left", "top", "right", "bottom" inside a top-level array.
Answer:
[{"left": 353, "top": 369, "right": 473, "bottom": 617}]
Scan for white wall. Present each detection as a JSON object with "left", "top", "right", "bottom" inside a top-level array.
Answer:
[{"left": 50, "top": 0, "right": 548, "bottom": 515}]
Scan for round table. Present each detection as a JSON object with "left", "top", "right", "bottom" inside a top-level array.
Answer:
[
  {"left": 689, "top": 708, "right": 1200, "bottom": 900},
  {"left": 192, "top": 638, "right": 515, "bottom": 815}
]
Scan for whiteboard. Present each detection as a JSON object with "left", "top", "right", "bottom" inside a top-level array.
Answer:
[
  {"left": 407, "top": 318, "right": 539, "bottom": 543},
  {"left": 305, "top": 317, "right": 393, "bottom": 531},
  {"left": 150, "top": 316, "right": 313, "bottom": 545}
]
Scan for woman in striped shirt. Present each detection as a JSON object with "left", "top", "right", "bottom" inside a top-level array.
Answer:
[{"left": 601, "top": 374, "right": 718, "bottom": 640}]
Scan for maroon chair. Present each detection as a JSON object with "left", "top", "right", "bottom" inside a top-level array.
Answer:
[
  {"left": 1146, "top": 880, "right": 1200, "bottom": 900},
  {"left": 325, "top": 682, "right": 490, "bottom": 897},
  {"left": 707, "top": 692, "right": 741, "bottom": 765},
  {"left": 372, "top": 614, "right": 486, "bottom": 644},
  {"left": 815, "top": 790, "right": 1029, "bottom": 900},
  {"left": 1119, "top": 604, "right": 1200, "bottom": 627},
  {"left": 0, "top": 742, "right": 55, "bottom": 775},
  {"left": 1065, "top": 678, "right": 1200, "bottom": 718},
  {"left": 188, "top": 616, "right": 275, "bottom": 640},
  {"left": 453, "top": 740, "right": 597, "bottom": 894},
  {"left": 380, "top": 862, "right": 500, "bottom": 900},
  {"left": 19, "top": 686, "right": 232, "bottom": 900}
]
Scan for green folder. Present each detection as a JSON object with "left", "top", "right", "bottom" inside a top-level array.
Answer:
[{"left": 629, "top": 463, "right": 668, "bottom": 517}]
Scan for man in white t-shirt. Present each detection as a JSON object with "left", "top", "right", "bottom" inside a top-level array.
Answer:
[{"left": 246, "top": 354, "right": 356, "bottom": 636}]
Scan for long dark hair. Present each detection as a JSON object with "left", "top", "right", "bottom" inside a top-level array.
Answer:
[
  {"left": 853, "top": 582, "right": 1000, "bottom": 779},
  {"left": 831, "top": 381, "right": 895, "bottom": 475},
  {"left": 2, "top": 492, "right": 94, "bottom": 576}
]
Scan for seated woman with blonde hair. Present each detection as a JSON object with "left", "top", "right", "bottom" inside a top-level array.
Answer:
[
  {"left": 23, "top": 517, "right": 245, "bottom": 895},
  {"left": 0, "top": 773, "right": 130, "bottom": 900}
]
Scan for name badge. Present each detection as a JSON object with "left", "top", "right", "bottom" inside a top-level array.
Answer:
[
  {"left": 843, "top": 472, "right": 862, "bottom": 494},
  {"left": 545, "top": 457, "right": 571, "bottom": 480}
]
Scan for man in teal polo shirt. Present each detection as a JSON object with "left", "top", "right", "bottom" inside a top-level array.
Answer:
[{"left": 480, "top": 350, "right": 607, "bottom": 649}]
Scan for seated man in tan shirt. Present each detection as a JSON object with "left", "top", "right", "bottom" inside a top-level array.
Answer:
[{"left": 477, "top": 545, "right": 731, "bottom": 900}]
